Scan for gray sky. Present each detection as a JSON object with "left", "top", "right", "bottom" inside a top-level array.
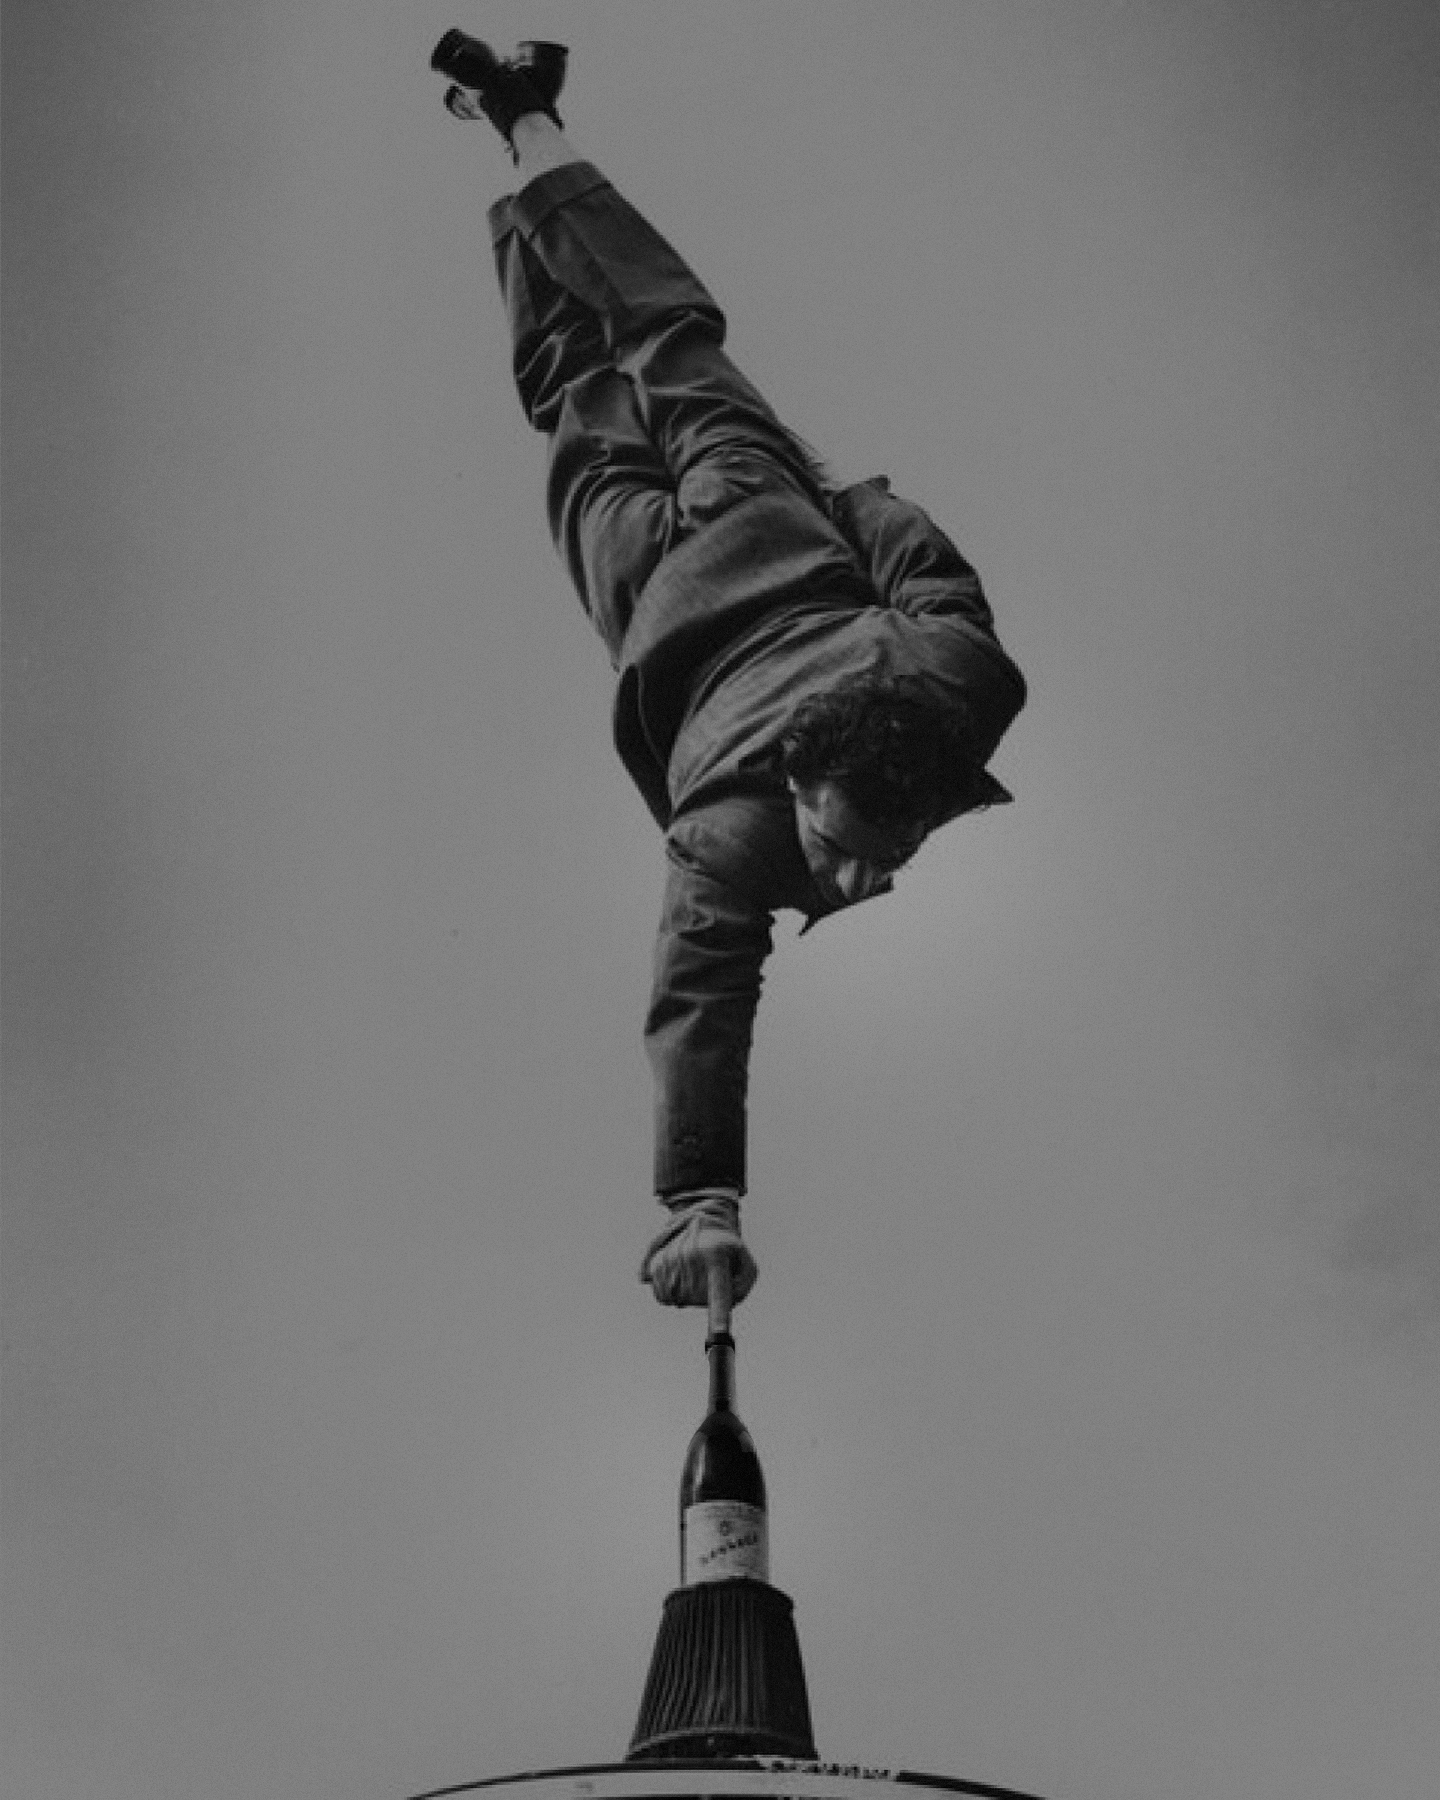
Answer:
[{"left": 4, "top": 4, "right": 1438, "bottom": 1798}]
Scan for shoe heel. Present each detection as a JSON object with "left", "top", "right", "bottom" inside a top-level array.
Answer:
[
  {"left": 513, "top": 40, "right": 569, "bottom": 106},
  {"left": 430, "top": 28, "right": 501, "bottom": 88},
  {"left": 430, "top": 29, "right": 468, "bottom": 74}
]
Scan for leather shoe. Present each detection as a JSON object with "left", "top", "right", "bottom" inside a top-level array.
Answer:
[{"left": 430, "top": 29, "right": 565, "bottom": 145}]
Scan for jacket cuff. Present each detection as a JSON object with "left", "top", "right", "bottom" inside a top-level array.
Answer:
[{"left": 655, "top": 1121, "right": 747, "bottom": 1200}]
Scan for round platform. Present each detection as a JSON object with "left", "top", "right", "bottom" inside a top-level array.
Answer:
[{"left": 409, "top": 1757, "right": 1045, "bottom": 1800}]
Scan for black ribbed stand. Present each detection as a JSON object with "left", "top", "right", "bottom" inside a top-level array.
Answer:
[{"left": 627, "top": 1579, "right": 817, "bottom": 1761}]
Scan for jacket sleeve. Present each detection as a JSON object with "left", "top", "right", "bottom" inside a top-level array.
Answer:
[
  {"left": 644, "top": 837, "right": 776, "bottom": 1199},
  {"left": 832, "top": 476, "right": 998, "bottom": 634}
]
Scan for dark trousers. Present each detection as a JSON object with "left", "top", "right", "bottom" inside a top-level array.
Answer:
[{"left": 487, "top": 162, "right": 831, "bottom": 669}]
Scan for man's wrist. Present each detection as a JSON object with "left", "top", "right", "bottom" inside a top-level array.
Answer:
[{"left": 662, "top": 1184, "right": 740, "bottom": 1210}]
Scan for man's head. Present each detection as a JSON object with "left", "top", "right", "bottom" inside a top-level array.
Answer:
[
  {"left": 787, "top": 775, "right": 927, "bottom": 903},
  {"left": 774, "top": 675, "right": 985, "bottom": 904}
]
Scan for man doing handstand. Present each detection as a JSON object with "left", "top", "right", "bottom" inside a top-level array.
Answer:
[{"left": 429, "top": 32, "right": 1027, "bottom": 1310}]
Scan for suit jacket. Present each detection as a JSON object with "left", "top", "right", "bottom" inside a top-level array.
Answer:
[{"left": 611, "top": 475, "right": 1027, "bottom": 1196}]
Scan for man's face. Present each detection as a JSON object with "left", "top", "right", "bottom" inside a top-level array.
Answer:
[{"left": 788, "top": 777, "right": 927, "bottom": 905}]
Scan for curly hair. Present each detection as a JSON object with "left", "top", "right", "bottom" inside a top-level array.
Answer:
[{"left": 774, "top": 674, "right": 983, "bottom": 830}]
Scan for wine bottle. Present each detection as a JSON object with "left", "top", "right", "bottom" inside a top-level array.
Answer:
[{"left": 679, "top": 1326, "right": 769, "bottom": 1586}]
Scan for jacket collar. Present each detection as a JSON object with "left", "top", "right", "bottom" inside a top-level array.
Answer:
[{"left": 798, "top": 876, "right": 894, "bottom": 935}]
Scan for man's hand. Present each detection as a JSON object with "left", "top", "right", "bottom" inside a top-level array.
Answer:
[{"left": 640, "top": 1188, "right": 758, "bottom": 1309}]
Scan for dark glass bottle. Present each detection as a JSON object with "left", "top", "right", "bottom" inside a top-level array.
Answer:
[{"left": 679, "top": 1330, "right": 769, "bottom": 1586}]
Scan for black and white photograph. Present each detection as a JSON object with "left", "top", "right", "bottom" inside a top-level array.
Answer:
[{"left": 5, "top": 6, "right": 1438, "bottom": 1798}]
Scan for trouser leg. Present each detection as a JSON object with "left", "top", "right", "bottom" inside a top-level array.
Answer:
[
  {"left": 491, "top": 193, "right": 683, "bottom": 666},
  {"left": 505, "top": 163, "right": 833, "bottom": 521}
]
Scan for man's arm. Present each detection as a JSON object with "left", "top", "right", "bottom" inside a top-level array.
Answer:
[
  {"left": 644, "top": 829, "right": 779, "bottom": 1199},
  {"left": 832, "top": 477, "right": 998, "bottom": 632}
]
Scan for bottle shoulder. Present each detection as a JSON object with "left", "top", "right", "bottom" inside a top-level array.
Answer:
[
  {"left": 681, "top": 1419, "right": 766, "bottom": 1508},
  {"left": 684, "top": 1408, "right": 760, "bottom": 1460}
]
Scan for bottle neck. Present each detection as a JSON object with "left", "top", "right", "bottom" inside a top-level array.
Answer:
[{"left": 705, "top": 1332, "right": 736, "bottom": 1413}]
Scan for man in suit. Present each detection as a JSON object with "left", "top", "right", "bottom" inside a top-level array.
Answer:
[{"left": 431, "top": 33, "right": 1027, "bottom": 1308}]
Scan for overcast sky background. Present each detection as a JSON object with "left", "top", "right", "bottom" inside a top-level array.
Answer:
[{"left": 5, "top": 4, "right": 1439, "bottom": 1799}]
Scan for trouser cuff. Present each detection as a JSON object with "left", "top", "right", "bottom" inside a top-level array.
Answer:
[{"left": 488, "top": 160, "right": 611, "bottom": 245}]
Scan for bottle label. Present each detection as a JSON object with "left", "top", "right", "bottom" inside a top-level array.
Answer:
[{"left": 684, "top": 1501, "right": 769, "bottom": 1584}]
